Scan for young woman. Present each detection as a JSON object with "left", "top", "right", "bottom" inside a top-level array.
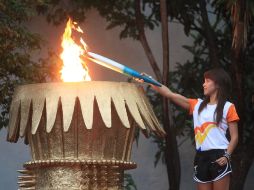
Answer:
[{"left": 149, "top": 68, "right": 239, "bottom": 190}]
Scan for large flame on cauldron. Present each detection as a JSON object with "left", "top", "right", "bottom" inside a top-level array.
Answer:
[{"left": 60, "top": 18, "right": 91, "bottom": 82}]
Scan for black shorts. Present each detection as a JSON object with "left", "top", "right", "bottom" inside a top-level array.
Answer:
[{"left": 193, "top": 149, "right": 232, "bottom": 183}]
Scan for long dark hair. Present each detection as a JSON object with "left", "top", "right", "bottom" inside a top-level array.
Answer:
[{"left": 198, "top": 68, "right": 232, "bottom": 124}]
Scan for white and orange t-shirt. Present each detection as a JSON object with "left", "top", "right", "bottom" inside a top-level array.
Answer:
[{"left": 189, "top": 99, "right": 239, "bottom": 151}]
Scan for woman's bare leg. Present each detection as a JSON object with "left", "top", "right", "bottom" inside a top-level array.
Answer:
[
  {"left": 197, "top": 182, "right": 213, "bottom": 190},
  {"left": 213, "top": 175, "right": 230, "bottom": 190}
]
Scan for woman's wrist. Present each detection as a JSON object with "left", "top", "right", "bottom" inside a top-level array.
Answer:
[{"left": 223, "top": 151, "right": 231, "bottom": 160}]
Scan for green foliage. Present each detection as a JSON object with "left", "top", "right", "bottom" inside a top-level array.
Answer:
[
  {"left": 124, "top": 173, "right": 137, "bottom": 190},
  {"left": 145, "top": 1, "right": 254, "bottom": 166},
  {"left": 36, "top": 0, "right": 159, "bottom": 40},
  {"left": 151, "top": 133, "right": 165, "bottom": 167},
  {"left": 215, "top": 0, "right": 254, "bottom": 17},
  {"left": 0, "top": 0, "right": 57, "bottom": 129},
  {"left": 241, "top": 24, "right": 254, "bottom": 143},
  {"left": 0, "top": 0, "right": 37, "bottom": 128},
  {"left": 145, "top": 0, "right": 201, "bottom": 36}
]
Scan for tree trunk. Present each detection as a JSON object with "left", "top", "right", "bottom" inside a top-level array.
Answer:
[
  {"left": 230, "top": 146, "right": 254, "bottom": 190},
  {"left": 163, "top": 98, "right": 181, "bottom": 190},
  {"left": 160, "top": 0, "right": 181, "bottom": 189},
  {"left": 229, "top": 1, "right": 254, "bottom": 189},
  {"left": 135, "top": 0, "right": 181, "bottom": 189},
  {"left": 135, "top": 0, "right": 162, "bottom": 82},
  {"left": 199, "top": 0, "right": 220, "bottom": 67},
  {"left": 230, "top": 118, "right": 254, "bottom": 190}
]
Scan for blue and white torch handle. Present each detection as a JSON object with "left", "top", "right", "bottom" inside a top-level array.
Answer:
[{"left": 87, "top": 52, "right": 162, "bottom": 87}]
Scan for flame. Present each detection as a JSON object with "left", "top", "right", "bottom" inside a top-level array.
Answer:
[{"left": 60, "top": 18, "right": 91, "bottom": 82}]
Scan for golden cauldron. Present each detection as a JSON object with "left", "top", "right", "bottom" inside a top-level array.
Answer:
[{"left": 7, "top": 81, "right": 165, "bottom": 190}]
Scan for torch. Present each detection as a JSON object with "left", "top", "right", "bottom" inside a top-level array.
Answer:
[{"left": 86, "top": 52, "right": 162, "bottom": 87}]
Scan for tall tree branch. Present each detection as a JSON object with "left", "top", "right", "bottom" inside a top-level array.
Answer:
[
  {"left": 160, "top": 0, "right": 181, "bottom": 189},
  {"left": 231, "top": 0, "right": 248, "bottom": 54},
  {"left": 229, "top": 1, "right": 251, "bottom": 190},
  {"left": 135, "top": 0, "right": 162, "bottom": 81},
  {"left": 160, "top": 1, "right": 169, "bottom": 85},
  {"left": 199, "top": 0, "right": 220, "bottom": 67}
]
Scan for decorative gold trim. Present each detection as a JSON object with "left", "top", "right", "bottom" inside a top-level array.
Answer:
[
  {"left": 18, "top": 169, "right": 35, "bottom": 190},
  {"left": 8, "top": 82, "right": 165, "bottom": 142},
  {"left": 24, "top": 159, "right": 137, "bottom": 170}
]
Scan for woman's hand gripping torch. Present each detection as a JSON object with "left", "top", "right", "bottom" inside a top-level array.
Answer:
[{"left": 86, "top": 52, "right": 162, "bottom": 87}]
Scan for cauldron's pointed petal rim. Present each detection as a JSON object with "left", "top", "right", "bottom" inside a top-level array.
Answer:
[{"left": 7, "top": 82, "right": 165, "bottom": 142}]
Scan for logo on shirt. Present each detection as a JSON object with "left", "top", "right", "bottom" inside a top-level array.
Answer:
[{"left": 195, "top": 122, "right": 217, "bottom": 146}]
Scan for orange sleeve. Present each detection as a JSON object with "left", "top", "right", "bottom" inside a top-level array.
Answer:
[
  {"left": 226, "top": 104, "right": 240, "bottom": 123},
  {"left": 188, "top": 99, "right": 198, "bottom": 115}
]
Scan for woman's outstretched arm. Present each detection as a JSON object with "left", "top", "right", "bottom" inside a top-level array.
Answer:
[{"left": 151, "top": 84, "right": 190, "bottom": 111}]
